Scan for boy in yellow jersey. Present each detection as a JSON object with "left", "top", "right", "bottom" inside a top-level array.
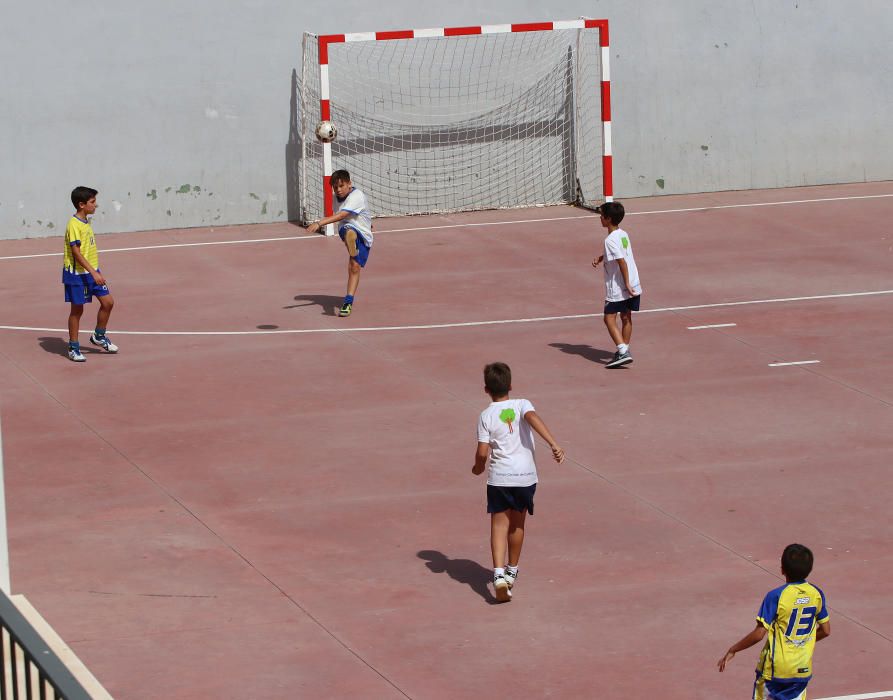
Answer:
[
  {"left": 63, "top": 186, "right": 117, "bottom": 362},
  {"left": 718, "top": 544, "right": 830, "bottom": 700}
]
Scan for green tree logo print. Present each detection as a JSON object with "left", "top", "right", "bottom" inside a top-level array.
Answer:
[
  {"left": 621, "top": 236, "right": 629, "bottom": 250},
  {"left": 499, "top": 408, "right": 517, "bottom": 433}
]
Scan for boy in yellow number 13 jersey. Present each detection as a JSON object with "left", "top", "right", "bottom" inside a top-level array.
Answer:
[
  {"left": 718, "top": 543, "right": 830, "bottom": 700},
  {"left": 63, "top": 186, "right": 118, "bottom": 362}
]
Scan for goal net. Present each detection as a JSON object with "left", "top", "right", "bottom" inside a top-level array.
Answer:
[{"left": 298, "top": 20, "right": 611, "bottom": 230}]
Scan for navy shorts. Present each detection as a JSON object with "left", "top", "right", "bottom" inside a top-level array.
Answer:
[
  {"left": 64, "top": 271, "right": 110, "bottom": 305},
  {"left": 753, "top": 672, "right": 809, "bottom": 700},
  {"left": 339, "top": 225, "right": 371, "bottom": 267},
  {"left": 604, "top": 295, "right": 641, "bottom": 314},
  {"left": 487, "top": 484, "right": 537, "bottom": 515}
]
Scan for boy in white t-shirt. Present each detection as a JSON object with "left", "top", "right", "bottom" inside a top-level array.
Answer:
[
  {"left": 306, "top": 169, "right": 373, "bottom": 317},
  {"left": 591, "top": 201, "right": 642, "bottom": 368},
  {"left": 472, "top": 362, "right": 565, "bottom": 602}
]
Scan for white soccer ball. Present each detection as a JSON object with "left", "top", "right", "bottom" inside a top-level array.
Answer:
[{"left": 315, "top": 120, "right": 337, "bottom": 143}]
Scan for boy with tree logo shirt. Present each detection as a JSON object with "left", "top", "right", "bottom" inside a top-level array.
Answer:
[
  {"left": 472, "top": 362, "right": 564, "bottom": 602},
  {"left": 591, "top": 201, "right": 642, "bottom": 368}
]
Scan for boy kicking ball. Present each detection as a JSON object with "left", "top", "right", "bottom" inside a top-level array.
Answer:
[
  {"left": 472, "top": 362, "right": 564, "bottom": 602},
  {"left": 306, "top": 169, "right": 373, "bottom": 317}
]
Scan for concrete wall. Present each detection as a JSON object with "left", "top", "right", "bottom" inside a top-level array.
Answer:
[{"left": 1, "top": 0, "right": 890, "bottom": 239}]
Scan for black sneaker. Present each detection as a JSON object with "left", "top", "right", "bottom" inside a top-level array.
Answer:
[
  {"left": 606, "top": 351, "right": 633, "bottom": 369},
  {"left": 339, "top": 302, "right": 352, "bottom": 317}
]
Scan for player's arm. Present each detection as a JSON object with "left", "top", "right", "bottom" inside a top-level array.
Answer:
[
  {"left": 717, "top": 623, "right": 767, "bottom": 672},
  {"left": 307, "top": 210, "right": 350, "bottom": 233},
  {"left": 523, "top": 412, "right": 565, "bottom": 463},
  {"left": 70, "top": 243, "right": 105, "bottom": 285},
  {"left": 816, "top": 619, "right": 830, "bottom": 641},
  {"left": 616, "top": 258, "right": 635, "bottom": 296},
  {"left": 591, "top": 254, "right": 604, "bottom": 268},
  {"left": 472, "top": 442, "right": 489, "bottom": 475}
]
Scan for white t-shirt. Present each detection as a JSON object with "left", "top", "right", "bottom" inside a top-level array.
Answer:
[
  {"left": 603, "top": 227, "right": 642, "bottom": 302},
  {"left": 337, "top": 188, "right": 373, "bottom": 246},
  {"left": 477, "top": 398, "right": 538, "bottom": 487}
]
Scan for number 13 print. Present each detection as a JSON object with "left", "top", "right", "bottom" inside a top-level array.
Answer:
[{"left": 785, "top": 606, "right": 817, "bottom": 637}]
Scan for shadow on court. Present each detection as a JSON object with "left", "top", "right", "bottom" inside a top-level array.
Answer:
[
  {"left": 417, "top": 550, "right": 500, "bottom": 604},
  {"left": 284, "top": 294, "right": 342, "bottom": 316},
  {"left": 549, "top": 342, "right": 615, "bottom": 365},
  {"left": 38, "top": 336, "right": 101, "bottom": 357}
]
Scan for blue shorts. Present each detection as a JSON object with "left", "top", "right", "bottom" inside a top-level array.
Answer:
[
  {"left": 753, "top": 673, "right": 809, "bottom": 700},
  {"left": 604, "top": 295, "right": 641, "bottom": 314},
  {"left": 339, "top": 225, "right": 371, "bottom": 267},
  {"left": 487, "top": 484, "right": 537, "bottom": 515},
  {"left": 64, "top": 271, "right": 110, "bottom": 305}
]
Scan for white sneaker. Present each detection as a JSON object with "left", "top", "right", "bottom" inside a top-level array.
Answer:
[
  {"left": 68, "top": 348, "right": 86, "bottom": 362},
  {"left": 504, "top": 569, "right": 517, "bottom": 590},
  {"left": 90, "top": 333, "right": 118, "bottom": 353},
  {"left": 494, "top": 574, "right": 512, "bottom": 602}
]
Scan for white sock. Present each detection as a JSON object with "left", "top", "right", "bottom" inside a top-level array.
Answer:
[
  {"left": 618, "top": 343, "right": 629, "bottom": 354},
  {"left": 494, "top": 567, "right": 505, "bottom": 578},
  {"left": 506, "top": 565, "right": 518, "bottom": 576}
]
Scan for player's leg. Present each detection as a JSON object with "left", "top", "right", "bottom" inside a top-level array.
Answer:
[
  {"left": 341, "top": 226, "right": 359, "bottom": 258},
  {"left": 490, "top": 510, "right": 510, "bottom": 569},
  {"left": 67, "top": 301, "right": 86, "bottom": 361},
  {"left": 338, "top": 258, "right": 361, "bottom": 317},
  {"left": 96, "top": 292, "right": 114, "bottom": 327},
  {"left": 617, "top": 297, "right": 640, "bottom": 365},
  {"left": 506, "top": 508, "right": 527, "bottom": 567},
  {"left": 505, "top": 507, "right": 528, "bottom": 590},
  {"left": 605, "top": 302, "right": 633, "bottom": 368},
  {"left": 615, "top": 311, "right": 634, "bottom": 364},
  {"left": 603, "top": 311, "right": 626, "bottom": 368},
  {"left": 490, "top": 510, "right": 512, "bottom": 601},
  {"left": 90, "top": 290, "right": 118, "bottom": 353},
  {"left": 621, "top": 296, "right": 640, "bottom": 348},
  {"left": 620, "top": 310, "right": 632, "bottom": 344},
  {"left": 603, "top": 311, "right": 623, "bottom": 346},
  {"left": 339, "top": 227, "right": 367, "bottom": 317},
  {"left": 67, "top": 302, "right": 83, "bottom": 342},
  {"left": 346, "top": 258, "right": 361, "bottom": 298}
]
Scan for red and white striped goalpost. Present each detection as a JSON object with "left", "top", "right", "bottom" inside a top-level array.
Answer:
[{"left": 316, "top": 18, "right": 612, "bottom": 236}]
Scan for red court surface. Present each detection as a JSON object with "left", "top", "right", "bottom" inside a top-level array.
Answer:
[{"left": 1, "top": 182, "right": 892, "bottom": 699}]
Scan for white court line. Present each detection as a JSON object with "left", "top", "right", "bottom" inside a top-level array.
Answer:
[
  {"left": 1, "top": 192, "right": 891, "bottom": 261},
  {"left": 623, "top": 192, "right": 893, "bottom": 217},
  {"left": 381, "top": 192, "right": 893, "bottom": 233},
  {"left": 815, "top": 693, "right": 893, "bottom": 700},
  {"left": 769, "top": 360, "right": 821, "bottom": 367},
  {"left": 687, "top": 323, "right": 737, "bottom": 330},
  {"left": 0, "top": 234, "right": 319, "bottom": 261},
  {"left": 1, "top": 289, "right": 891, "bottom": 337}
]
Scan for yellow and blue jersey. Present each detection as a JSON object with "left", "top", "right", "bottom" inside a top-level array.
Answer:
[
  {"left": 63, "top": 216, "right": 99, "bottom": 282},
  {"left": 755, "top": 581, "right": 828, "bottom": 681}
]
